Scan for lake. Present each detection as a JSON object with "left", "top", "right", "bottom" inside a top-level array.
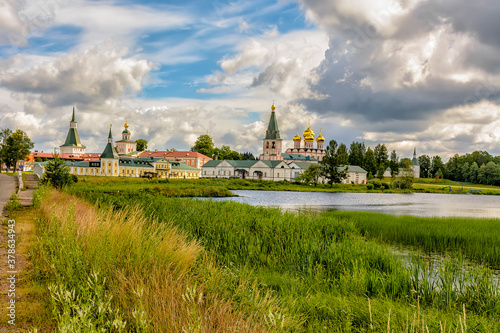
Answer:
[{"left": 211, "top": 190, "right": 500, "bottom": 218}]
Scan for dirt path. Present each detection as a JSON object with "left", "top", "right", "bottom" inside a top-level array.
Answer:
[{"left": 0, "top": 174, "right": 47, "bottom": 331}]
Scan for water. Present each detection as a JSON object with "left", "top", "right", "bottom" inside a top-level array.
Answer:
[{"left": 212, "top": 190, "right": 500, "bottom": 218}]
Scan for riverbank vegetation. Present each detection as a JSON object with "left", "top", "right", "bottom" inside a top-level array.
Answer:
[{"left": 25, "top": 180, "right": 497, "bottom": 331}]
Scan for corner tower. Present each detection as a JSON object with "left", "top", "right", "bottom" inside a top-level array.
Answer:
[
  {"left": 116, "top": 120, "right": 137, "bottom": 155},
  {"left": 60, "top": 104, "right": 87, "bottom": 156},
  {"left": 260, "top": 102, "right": 283, "bottom": 161},
  {"left": 100, "top": 125, "right": 119, "bottom": 176}
]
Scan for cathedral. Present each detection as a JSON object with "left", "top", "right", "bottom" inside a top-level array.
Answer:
[{"left": 259, "top": 102, "right": 325, "bottom": 161}]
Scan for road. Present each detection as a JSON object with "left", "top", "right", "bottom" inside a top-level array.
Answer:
[{"left": 0, "top": 173, "right": 16, "bottom": 217}]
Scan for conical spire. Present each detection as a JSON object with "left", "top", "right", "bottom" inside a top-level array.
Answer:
[
  {"left": 71, "top": 103, "right": 76, "bottom": 123},
  {"left": 265, "top": 101, "right": 280, "bottom": 140},
  {"left": 101, "top": 124, "right": 118, "bottom": 159},
  {"left": 108, "top": 124, "right": 113, "bottom": 142}
]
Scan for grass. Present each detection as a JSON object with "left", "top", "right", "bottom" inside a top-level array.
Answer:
[
  {"left": 30, "top": 186, "right": 282, "bottom": 332},
  {"left": 61, "top": 180, "right": 500, "bottom": 331},
  {"left": 324, "top": 210, "right": 500, "bottom": 268}
]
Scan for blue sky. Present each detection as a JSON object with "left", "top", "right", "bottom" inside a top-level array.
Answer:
[{"left": 1, "top": 0, "right": 500, "bottom": 159}]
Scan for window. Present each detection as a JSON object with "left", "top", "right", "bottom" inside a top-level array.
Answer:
[
  {"left": 266, "top": 142, "right": 269, "bottom": 149},
  {"left": 272, "top": 141, "right": 275, "bottom": 149}
]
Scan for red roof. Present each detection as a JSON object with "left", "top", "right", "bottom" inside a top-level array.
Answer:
[{"left": 138, "top": 151, "right": 211, "bottom": 160}]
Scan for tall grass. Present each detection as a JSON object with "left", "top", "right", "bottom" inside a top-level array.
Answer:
[
  {"left": 32, "top": 186, "right": 289, "bottom": 332},
  {"left": 72, "top": 187, "right": 500, "bottom": 331},
  {"left": 325, "top": 210, "right": 500, "bottom": 268}
]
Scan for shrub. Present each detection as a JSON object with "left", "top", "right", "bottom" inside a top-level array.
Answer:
[{"left": 366, "top": 183, "right": 374, "bottom": 190}]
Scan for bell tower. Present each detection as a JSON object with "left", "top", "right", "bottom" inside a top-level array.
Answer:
[{"left": 260, "top": 102, "right": 283, "bottom": 161}]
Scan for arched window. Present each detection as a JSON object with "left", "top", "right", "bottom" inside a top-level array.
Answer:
[
  {"left": 266, "top": 142, "right": 269, "bottom": 149},
  {"left": 272, "top": 141, "right": 275, "bottom": 149}
]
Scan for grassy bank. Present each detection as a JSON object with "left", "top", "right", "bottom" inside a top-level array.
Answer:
[
  {"left": 62, "top": 182, "right": 500, "bottom": 331},
  {"left": 32, "top": 186, "right": 284, "bottom": 332},
  {"left": 324, "top": 211, "right": 500, "bottom": 268}
]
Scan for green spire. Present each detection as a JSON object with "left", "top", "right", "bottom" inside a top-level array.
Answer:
[
  {"left": 60, "top": 104, "right": 86, "bottom": 148},
  {"left": 265, "top": 101, "right": 280, "bottom": 140},
  {"left": 101, "top": 125, "right": 118, "bottom": 159},
  {"left": 71, "top": 103, "right": 76, "bottom": 122}
]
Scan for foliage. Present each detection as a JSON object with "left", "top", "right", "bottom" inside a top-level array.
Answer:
[
  {"left": 374, "top": 143, "right": 388, "bottom": 170},
  {"left": 41, "top": 154, "right": 76, "bottom": 189},
  {"left": 336, "top": 143, "right": 349, "bottom": 165},
  {"left": 191, "top": 134, "right": 214, "bottom": 158},
  {"left": 431, "top": 155, "right": 446, "bottom": 178},
  {"left": 213, "top": 145, "right": 241, "bottom": 160},
  {"left": 241, "top": 152, "right": 256, "bottom": 160},
  {"left": 363, "top": 147, "right": 377, "bottom": 176},
  {"left": 389, "top": 150, "right": 399, "bottom": 177},
  {"left": 320, "top": 140, "right": 347, "bottom": 186},
  {"left": 295, "top": 163, "right": 322, "bottom": 186},
  {"left": 418, "top": 154, "right": 431, "bottom": 178},
  {"left": 0, "top": 128, "right": 34, "bottom": 171},
  {"left": 398, "top": 159, "right": 414, "bottom": 189},
  {"left": 348, "top": 141, "right": 365, "bottom": 166},
  {"left": 135, "top": 138, "right": 148, "bottom": 151}
]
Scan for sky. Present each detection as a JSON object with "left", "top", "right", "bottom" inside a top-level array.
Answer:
[{"left": 0, "top": 0, "right": 499, "bottom": 160}]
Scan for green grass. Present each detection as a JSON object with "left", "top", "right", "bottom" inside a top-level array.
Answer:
[
  {"left": 63, "top": 180, "right": 500, "bottom": 331},
  {"left": 323, "top": 210, "right": 500, "bottom": 268}
]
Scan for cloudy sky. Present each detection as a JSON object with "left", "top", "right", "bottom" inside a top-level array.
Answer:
[{"left": 1, "top": 0, "right": 499, "bottom": 159}]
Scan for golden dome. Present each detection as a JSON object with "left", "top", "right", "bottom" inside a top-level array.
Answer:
[
  {"left": 271, "top": 101, "right": 276, "bottom": 111},
  {"left": 124, "top": 119, "right": 129, "bottom": 129},
  {"left": 293, "top": 129, "right": 301, "bottom": 142},
  {"left": 303, "top": 120, "right": 315, "bottom": 141},
  {"left": 316, "top": 128, "right": 325, "bottom": 142}
]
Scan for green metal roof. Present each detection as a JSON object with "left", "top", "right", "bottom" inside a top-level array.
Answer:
[
  {"left": 116, "top": 140, "right": 136, "bottom": 143},
  {"left": 264, "top": 110, "right": 281, "bottom": 140},
  {"left": 65, "top": 161, "right": 90, "bottom": 167},
  {"left": 282, "top": 153, "right": 317, "bottom": 161},
  {"left": 202, "top": 160, "right": 222, "bottom": 167},
  {"left": 291, "top": 161, "right": 315, "bottom": 169},
  {"left": 260, "top": 160, "right": 286, "bottom": 168},
  {"left": 226, "top": 160, "right": 259, "bottom": 168},
  {"left": 101, "top": 143, "right": 119, "bottom": 159},
  {"left": 340, "top": 165, "right": 367, "bottom": 173},
  {"left": 61, "top": 128, "right": 85, "bottom": 148},
  {"left": 170, "top": 161, "right": 199, "bottom": 171}
]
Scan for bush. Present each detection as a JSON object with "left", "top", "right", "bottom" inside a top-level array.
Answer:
[
  {"left": 382, "top": 182, "right": 391, "bottom": 189},
  {"left": 366, "top": 183, "right": 374, "bottom": 190}
]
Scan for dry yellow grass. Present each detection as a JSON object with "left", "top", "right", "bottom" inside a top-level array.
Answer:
[{"left": 36, "top": 189, "right": 273, "bottom": 332}]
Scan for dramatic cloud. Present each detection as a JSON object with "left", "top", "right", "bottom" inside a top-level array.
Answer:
[
  {"left": 1, "top": 45, "right": 155, "bottom": 110},
  {"left": 294, "top": 0, "right": 500, "bottom": 155}
]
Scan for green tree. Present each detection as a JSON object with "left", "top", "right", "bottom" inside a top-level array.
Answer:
[
  {"left": 418, "top": 155, "right": 431, "bottom": 178},
  {"left": 41, "top": 154, "right": 76, "bottom": 189},
  {"left": 241, "top": 152, "right": 256, "bottom": 160},
  {"left": 398, "top": 159, "right": 414, "bottom": 189},
  {"left": 0, "top": 128, "right": 13, "bottom": 173},
  {"left": 363, "top": 147, "right": 377, "bottom": 176},
  {"left": 336, "top": 143, "right": 349, "bottom": 165},
  {"left": 478, "top": 161, "right": 500, "bottom": 185},
  {"left": 135, "top": 138, "right": 148, "bottom": 151},
  {"left": 467, "top": 162, "right": 479, "bottom": 183},
  {"left": 374, "top": 143, "right": 388, "bottom": 170},
  {"left": 191, "top": 134, "right": 214, "bottom": 158},
  {"left": 389, "top": 150, "right": 399, "bottom": 177},
  {"left": 296, "top": 164, "right": 322, "bottom": 186},
  {"left": 321, "top": 140, "right": 347, "bottom": 186},
  {"left": 432, "top": 156, "right": 446, "bottom": 178},
  {"left": 348, "top": 141, "right": 365, "bottom": 166},
  {"left": 213, "top": 145, "right": 241, "bottom": 160},
  {"left": 0, "top": 129, "right": 34, "bottom": 171}
]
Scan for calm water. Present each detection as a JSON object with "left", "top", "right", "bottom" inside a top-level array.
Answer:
[{"left": 213, "top": 190, "right": 500, "bottom": 218}]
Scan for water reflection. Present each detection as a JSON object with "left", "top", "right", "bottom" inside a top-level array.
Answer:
[{"left": 213, "top": 190, "right": 500, "bottom": 218}]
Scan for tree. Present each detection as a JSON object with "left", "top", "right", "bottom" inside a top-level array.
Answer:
[
  {"left": 336, "top": 143, "right": 349, "bottom": 165},
  {"left": 478, "top": 161, "right": 500, "bottom": 185},
  {"left": 418, "top": 155, "right": 431, "bottom": 178},
  {"left": 432, "top": 156, "right": 446, "bottom": 178},
  {"left": 0, "top": 129, "right": 34, "bottom": 171},
  {"left": 135, "top": 138, "right": 148, "bottom": 151},
  {"left": 41, "top": 154, "right": 76, "bottom": 189},
  {"left": 191, "top": 134, "right": 214, "bottom": 158},
  {"left": 348, "top": 141, "right": 365, "bottom": 166},
  {"left": 363, "top": 147, "right": 377, "bottom": 176},
  {"left": 398, "top": 159, "right": 414, "bottom": 189},
  {"left": 213, "top": 145, "right": 241, "bottom": 160},
  {"left": 374, "top": 144, "right": 388, "bottom": 170},
  {"left": 389, "top": 150, "right": 399, "bottom": 177},
  {"left": 466, "top": 162, "right": 479, "bottom": 183},
  {"left": 0, "top": 128, "right": 13, "bottom": 173},
  {"left": 321, "top": 140, "right": 347, "bottom": 186},
  {"left": 241, "top": 152, "right": 256, "bottom": 160},
  {"left": 296, "top": 164, "right": 322, "bottom": 186}
]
